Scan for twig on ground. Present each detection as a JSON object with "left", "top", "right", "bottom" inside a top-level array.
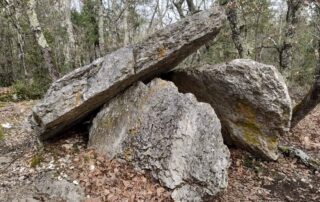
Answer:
[{"left": 279, "top": 145, "right": 320, "bottom": 171}]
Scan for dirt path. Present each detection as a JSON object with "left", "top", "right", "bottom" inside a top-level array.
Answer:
[{"left": 0, "top": 101, "right": 319, "bottom": 201}]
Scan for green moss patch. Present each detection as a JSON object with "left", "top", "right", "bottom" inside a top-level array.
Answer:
[
  {"left": 30, "top": 153, "right": 44, "bottom": 168},
  {"left": 0, "top": 125, "right": 4, "bottom": 141},
  {"left": 236, "top": 101, "right": 278, "bottom": 152}
]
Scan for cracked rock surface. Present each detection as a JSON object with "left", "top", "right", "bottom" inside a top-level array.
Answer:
[
  {"left": 89, "top": 78, "right": 230, "bottom": 201},
  {"left": 168, "top": 59, "right": 292, "bottom": 160},
  {"left": 32, "top": 7, "right": 225, "bottom": 140}
]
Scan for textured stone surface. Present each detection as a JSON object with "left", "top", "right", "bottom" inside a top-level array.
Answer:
[
  {"left": 35, "top": 178, "right": 85, "bottom": 202},
  {"left": 167, "top": 59, "right": 292, "bottom": 160},
  {"left": 31, "top": 7, "right": 225, "bottom": 140},
  {"left": 89, "top": 78, "right": 230, "bottom": 201},
  {"left": 1, "top": 172, "right": 85, "bottom": 202}
]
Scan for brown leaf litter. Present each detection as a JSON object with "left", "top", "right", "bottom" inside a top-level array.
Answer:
[{"left": 1, "top": 101, "right": 320, "bottom": 201}]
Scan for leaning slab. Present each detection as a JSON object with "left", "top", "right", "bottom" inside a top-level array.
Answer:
[
  {"left": 167, "top": 59, "right": 292, "bottom": 160},
  {"left": 89, "top": 79, "right": 230, "bottom": 201},
  {"left": 31, "top": 7, "right": 225, "bottom": 140}
]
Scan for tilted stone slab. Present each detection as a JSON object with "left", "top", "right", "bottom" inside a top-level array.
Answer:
[
  {"left": 167, "top": 59, "right": 292, "bottom": 160},
  {"left": 89, "top": 78, "right": 230, "bottom": 201},
  {"left": 31, "top": 7, "right": 225, "bottom": 140}
]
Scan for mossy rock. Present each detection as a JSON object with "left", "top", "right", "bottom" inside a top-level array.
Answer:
[
  {"left": 30, "top": 153, "right": 44, "bottom": 168},
  {"left": 0, "top": 125, "right": 4, "bottom": 141}
]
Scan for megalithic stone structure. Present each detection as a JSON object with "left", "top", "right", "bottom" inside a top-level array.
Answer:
[{"left": 32, "top": 7, "right": 226, "bottom": 140}]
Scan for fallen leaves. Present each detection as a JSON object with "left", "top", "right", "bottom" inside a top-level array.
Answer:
[
  {"left": 68, "top": 149, "right": 172, "bottom": 201},
  {"left": 2, "top": 100, "right": 320, "bottom": 201}
]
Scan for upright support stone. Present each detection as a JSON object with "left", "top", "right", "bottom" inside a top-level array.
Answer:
[
  {"left": 31, "top": 7, "right": 225, "bottom": 140},
  {"left": 167, "top": 59, "right": 292, "bottom": 160},
  {"left": 89, "top": 79, "right": 230, "bottom": 201}
]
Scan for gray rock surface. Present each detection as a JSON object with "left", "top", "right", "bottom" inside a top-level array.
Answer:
[
  {"left": 31, "top": 7, "right": 225, "bottom": 140},
  {"left": 1, "top": 172, "right": 85, "bottom": 202},
  {"left": 89, "top": 78, "right": 230, "bottom": 201},
  {"left": 35, "top": 178, "right": 85, "bottom": 202},
  {"left": 167, "top": 59, "right": 292, "bottom": 160}
]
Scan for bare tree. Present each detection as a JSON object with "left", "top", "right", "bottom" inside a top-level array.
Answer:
[
  {"left": 173, "top": 0, "right": 185, "bottom": 18},
  {"left": 27, "top": 0, "right": 59, "bottom": 80},
  {"left": 123, "top": 0, "right": 130, "bottom": 46},
  {"left": 64, "top": 0, "right": 75, "bottom": 70},
  {"left": 280, "top": 0, "right": 303, "bottom": 71},
  {"left": 220, "top": 0, "right": 247, "bottom": 58},
  {"left": 0, "top": 0, "right": 27, "bottom": 76},
  {"left": 186, "top": 0, "right": 197, "bottom": 14},
  {"left": 98, "top": 0, "right": 105, "bottom": 55}
]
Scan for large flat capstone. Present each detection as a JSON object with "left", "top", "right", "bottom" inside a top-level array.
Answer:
[
  {"left": 167, "top": 59, "right": 292, "bottom": 160},
  {"left": 32, "top": 7, "right": 225, "bottom": 140},
  {"left": 89, "top": 78, "right": 230, "bottom": 201}
]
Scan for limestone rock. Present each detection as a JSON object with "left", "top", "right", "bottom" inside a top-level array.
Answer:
[
  {"left": 1, "top": 172, "right": 85, "bottom": 202},
  {"left": 35, "top": 178, "right": 85, "bottom": 202},
  {"left": 31, "top": 7, "right": 225, "bottom": 140},
  {"left": 167, "top": 59, "right": 292, "bottom": 160},
  {"left": 89, "top": 78, "right": 230, "bottom": 201}
]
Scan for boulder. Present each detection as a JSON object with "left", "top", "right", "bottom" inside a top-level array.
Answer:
[
  {"left": 89, "top": 78, "right": 230, "bottom": 201},
  {"left": 167, "top": 59, "right": 292, "bottom": 160},
  {"left": 1, "top": 172, "right": 85, "bottom": 202},
  {"left": 31, "top": 7, "right": 225, "bottom": 140}
]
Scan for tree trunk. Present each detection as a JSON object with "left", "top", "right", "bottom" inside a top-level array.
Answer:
[
  {"left": 27, "top": 0, "right": 59, "bottom": 81},
  {"left": 1, "top": 0, "right": 28, "bottom": 77},
  {"left": 280, "top": 0, "right": 303, "bottom": 72},
  {"left": 291, "top": 4, "right": 320, "bottom": 128},
  {"left": 64, "top": 0, "right": 75, "bottom": 70},
  {"left": 223, "top": 0, "right": 246, "bottom": 58},
  {"left": 64, "top": 0, "right": 76, "bottom": 69},
  {"left": 98, "top": 0, "right": 105, "bottom": 55},
  {"left": 123, "top": 1, "right": 130, "bottom": 46},
  {"left": 186, "top": 0, "right": 197, "bottom": 14},
  {"left": 173, "top": 0, "right": 185, "bottom": 18}
]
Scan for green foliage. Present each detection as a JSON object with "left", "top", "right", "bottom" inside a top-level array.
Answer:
[
  {"left": 43, "top": 29, "right": 55, "bottom": 46},
  {"left": 202, "top": 23, "right": 237, "bottom": 64},
  {"left": 30, "top": 153, "right": 44, "bottom": 168},
  {"left": 72, "top": 0, "right": 99, "bottom": 46},
  {"left": 13, "top": 78, "right": 50, "bottom": 100}
]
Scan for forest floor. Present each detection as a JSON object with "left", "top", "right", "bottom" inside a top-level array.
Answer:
[{"left": 0, "top": 99, "right": 319, "bottom": 201}]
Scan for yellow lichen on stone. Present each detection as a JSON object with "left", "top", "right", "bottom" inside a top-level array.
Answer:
[
  {"left": 240, "top": 121, "right": 261, "bottom": 146},
  {"left": 129, "top": 127, "right": 138, "bottom": 136},
  {"left": 236, "top": 101, "right": 278, "bottom": 153},
  {"left": 75, "top": 92, "right": 82, "bottom": 106},
  {"left": 236, "top": 102, "right": 256, "bottom": 121},
  {"left": 158, "top": 47, "right": 166, "bottom": 58},
  {"left": 123, "top": 147, "right": 133, "bottom": 162},
  {"left": 100, "top": 116, "right": 116, "bottom": 131},
  {"left": 265, "top": 135, "right": 278, "bottom": 151}
]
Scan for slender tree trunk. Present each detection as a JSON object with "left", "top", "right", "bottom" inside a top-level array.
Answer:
[
  {"left": 1, "top": 0, "right": 28, "bottom": 77},
  {"left": 147, "top": 0, "right": 159, "bottom": 33},
  {"left": 98, "top": 0, "right": 105, "bottom": 55},
  {"left": 222, "top": 0, "right": 247, "bottom": 58},
  {"left": 280, "top": 0, "right": 303, "bottom": 72},
  {"left": 27, "top": 0, "right": 59, "bottom": 81},
  {"left": 186, "top": 0, "right": 197, "bottom": 14},
  {"left": 64, "top": 0, "right": 75, "bottom": 70},
  {"left": 291, "top": 5, "right": 320, "bottom": 128},
  {"left": 123, "top": 1, "right": 130, "bottom": 46},
  {"left": 173, "top": 0, "right": 185, "bottom": 18}
]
